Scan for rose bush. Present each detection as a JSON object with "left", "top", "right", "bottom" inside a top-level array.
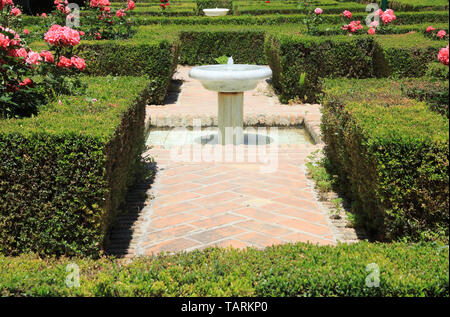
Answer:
[
  {"left": 438, "top": 45, "right": 449, "bottom": 66},
  {"left": 1, "top": 14, "right": 86, "bottom": 118},
  {"left": 1, "top": 26, "right": 48, "bottom": 118},
  {"left": 302, "top": 7, "right": 323, "bottom": 35}
]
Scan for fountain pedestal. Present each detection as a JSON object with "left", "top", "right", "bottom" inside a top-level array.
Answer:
[
  {"left": 218, "top": 92, "right": 244, "bottom": 145},
  {"left": 189, "top": 58, "right": 272, "bottom": 145}
]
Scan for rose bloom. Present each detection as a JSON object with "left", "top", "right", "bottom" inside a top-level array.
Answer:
[
  {"left": 11, "top": 7, "right": 22, "bottom": 16},
  {"left": 370, "top": 20, "right": 379, "bottom": 28},
  {"left": 127, "top": 0, "right": 135, "bottom": 11},
  {"left": 16, "top": 48, "right": 28, "bottom": 59},
  {"left": 437, "top": 30, "right": 446, "bottom": 39},
  {"left": 58, "top": 56, "right": 72, "bottom": 68},
  {"left": 314, "top": 8, "right": 323, "bottom": 15},
  {"left": 44, "top": 25, "right": 81, "bottom": 46},
  {"left": 116, "top": 9, "right": 126, "bottom": 18},
  {"left": 41, "top": 13, "right": 47, "bottom": 18},
  {"left": 40, "top": 50, "right": 54, "bottom": 63},
  {"left": 0, "top": 33, "right": 10, "bottom": 49},
  {"left": 0, "top": 0, "right": 14, "bottom": 10},
  {"left": 342, "top": 10, "right": 352, "bottom": 19},
  {"left": 19, "top": 78, "right": 33, "bottom": 87},
  {"left": 426, "top": 26, "right": 435, "bottom": 33},
  {"left": 26, "top": 51, "right": 42, "bottom": 65},
  {"left": 368, "top": 28, "right": 376, "bottom": 35},
  {"left": 23, "top": 28, "right": 30, "bottom": 35},
  {"left": 438, "top": 45, "right": 449, "bottom": 66},
  {"left": 71, "top": 56, "right": 86, "bottom": 71}
]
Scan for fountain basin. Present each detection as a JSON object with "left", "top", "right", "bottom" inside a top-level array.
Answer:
[
  {"left": 203, "top": 8, "right": 229, "bottom": 16},
  {"left": 189, "top": 64, "right": 272, "bottom": 92}
]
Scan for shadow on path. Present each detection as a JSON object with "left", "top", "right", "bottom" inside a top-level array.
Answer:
[{"left": 104, "top": 161, "right": 157, "bottom": 257}]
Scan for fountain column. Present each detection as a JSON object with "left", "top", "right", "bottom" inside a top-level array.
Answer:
[{"left": 217, "top": 92, "right": 244, "bottom": 145}]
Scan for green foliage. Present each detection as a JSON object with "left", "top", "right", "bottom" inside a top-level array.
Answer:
[
  {"left": 0, "top": 76, "right": 152, "bottom": 257},
  {"left": 76, "top": 40, "right": 180, "bottom": 104},
  {"left": 265, "top": 34, "right": 379, "bottom": 103},
  {"left": 0, "top": 242, "right": 448, "bottom": 296},
  {"left": 426, "top": 62, "right": 450, "bottom": 80},
  {"left": 179, "top": 30, "right": 266, "bottom": 65},
  {"left": 306, "top": 149, "right": 335, "bottom": 194},
  {"left": 322, "top": 78, "right": 449, "bottom": 242},
  {"left": 214, "top": 55, "right": 229, "bottom": 64},
  {"left": 401, "top": 78, "right": 449, "bottom": 117}
]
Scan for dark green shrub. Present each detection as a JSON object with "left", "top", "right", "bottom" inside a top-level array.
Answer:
[
  {"left": 401, "top": 78, "right": 449, "bottom": 117},
  {"left": 179, "top": 29, "right": 266, "bottom": 65},
  {"left": 322, "top": 78, "right": 449, "bottom": 242},
  {"left": 265, "top": 34, "right": 379, "bottom": 103},
  {"left": 77, "top": 40, "right": 180, "bottom": 104},
  {"left": 0, "top": 76, "right": 152, "bottom": 257},
  {"left": 374, "top": 33, "right": 444, "bottom": 78},
  {"left": 0, "top": 242, "right": 448, "bottom": 296},
  {"left": 426, "top": 62, "right": 450, "bottom": 80}
]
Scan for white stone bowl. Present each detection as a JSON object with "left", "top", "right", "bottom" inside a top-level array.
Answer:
[
  {"left": 203, "top": 8, "right": 230, "bottom": 17},
  {"left": 189, "top": 64, "right": 272, "bottom": 92}
]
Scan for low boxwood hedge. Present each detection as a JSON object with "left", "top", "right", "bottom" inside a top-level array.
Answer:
[
  {"left": 265, "top": 34, "right": 380, "bottom": 103},
  {"left": 131, "top": 11, "right": 449, "bottom": 25},
  {"left": 401, "top": 78, "right": 449, "bottom": 118},
  {"left": 375, "top": 33, "right": 444, "bottom": 78},
  {"left": 78, "top": 40, "right": 180, "bottom": 105},
  {"left": 0, "top": 242, "right": 447, "bottom": 296},
  {"left": 321, "top": 78, "right": 449, "bottom": 242},
  {"left": 0, "top": 76, "right": 153, "bottom": 257},
  {"left": 179, "top": 29, "right": 266, "bottom": 64}
]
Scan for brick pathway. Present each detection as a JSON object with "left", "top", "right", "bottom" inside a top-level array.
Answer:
[{"left": 106, "top": 66, "right": 342, "bottom": 258}]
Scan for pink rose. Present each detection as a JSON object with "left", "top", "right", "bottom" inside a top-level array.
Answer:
[
  {"left": 23, "top": 28, "right": 30, "bottom": 35},
  {"left": 426, "top": 26, "right": 435, "bottom": 33},
  {"left": 437, "top": 30, "right": 446, "bottom": 39},
  {"left": 11, "top": 7, "right": 22, "bottom": 16},
  {"left": 26, "top": 51, "right": 42, "bottom": 65},
  {"left": 438, "top": 45, "right": 449, "bottom": 66},
  {"left": 368, "top": 28, "right": 376, "bottom": 35},
  {"left": 71, "top": 56, "right": 86, "bottom": 71},
  {"left": 116, "top": 9, "right": 126, "bottom": 18},
  {"left": 40, "top": 50, "right": 54, "bottom": 63},
  {"left": 370, "top": 21, "right": 379, "bottom": 28},
  {"left": 342, "top": 10, "right": 352, "bottom": 19},
  {"left": 314, "top": 8, "right": 323, "bottom": 15},
  {"left": 16, "top": 48, "right": 28, "bottom": 59},
  {"left": 58, "top": 56, "right": 72, "bottom": 68},
  {"left": 127, "top": 0, "right": 135, "bottom": 11}
]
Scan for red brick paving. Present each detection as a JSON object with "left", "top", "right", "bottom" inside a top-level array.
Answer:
[
  {"left": 136, "top": 141, "right": 337, "bottom": 256},
  {"left": 122, "top": 66, "right": 339, "bottom": 257}
]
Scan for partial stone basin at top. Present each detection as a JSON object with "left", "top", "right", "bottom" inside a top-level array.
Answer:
[
  {"left": 203, "top": 8, "right": 229, "bottom": 16},
  {"left": 189, "top": 64, "right": 272, "bottom": 92}
]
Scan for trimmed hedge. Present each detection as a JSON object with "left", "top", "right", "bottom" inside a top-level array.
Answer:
[
  {"left": 0, "top": 76, "right": 151, "bottom": 257},
  {"left": 130, "top": 11, "right": 449, "bottom": 25},
  {"left": 265, "top": 34, "right": 380, "bottom": 103},
  {"left": 401, "top": 78, "right": 450, "bottom": 118},
  {"left": 77, "top": 40, "right": 180, "bottom": 104},
  {"left": 322, "top": 78, "right": 449, "bottom": 242},
  {"left": 0, "top": 242, "right": 448, "bottom": 296},
  {"left": 376, "top": 33, "right": 444, "bottom": 78},
  {"left": 179, "top": 29, "right": 266, "bottom": 65}
]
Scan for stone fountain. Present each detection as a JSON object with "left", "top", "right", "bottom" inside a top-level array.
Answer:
[
  {"left": 189, "top": 57, "right": 272, "bottom": 145},
  {"left": 203, "top": 8, "right": 229, "bottom": 16}
]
